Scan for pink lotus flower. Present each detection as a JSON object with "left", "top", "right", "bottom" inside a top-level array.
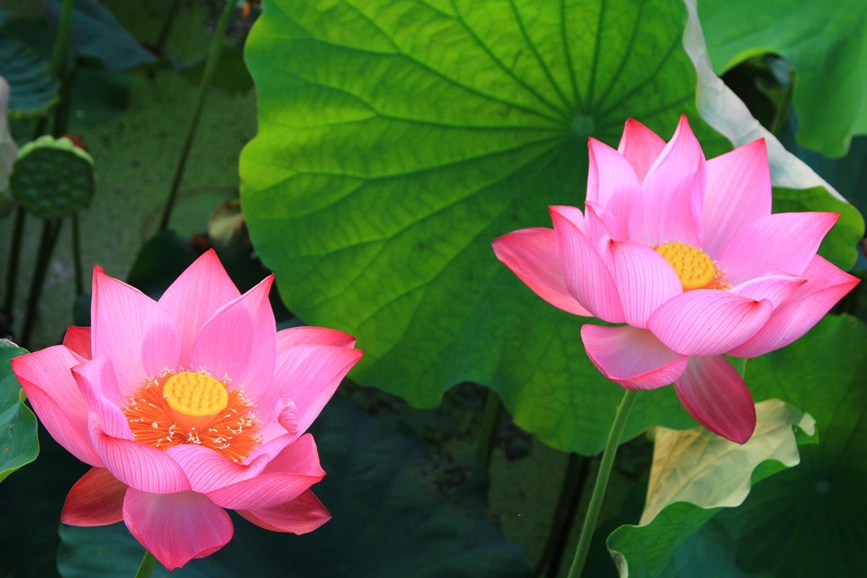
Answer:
[
  {"left": 11, "top": 250, "right": 363, "bottom": 569},
  {"left": 493, "top": 116, "right": 858, "bottom": 444}
]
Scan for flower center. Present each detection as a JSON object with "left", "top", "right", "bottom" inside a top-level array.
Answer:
[
  {"left": 655, "top": 242, "right": 717, "bottom": 290},
  {"left": 123, "top": 370, "right": 260, "bottom": 463}
]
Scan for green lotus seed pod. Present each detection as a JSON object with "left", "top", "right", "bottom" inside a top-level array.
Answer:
[{"left": 9, "top": 135, "right": 95, "bottom": 219}]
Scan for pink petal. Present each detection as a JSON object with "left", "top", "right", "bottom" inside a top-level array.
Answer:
[
  {"left": 608, "top": 240, "right": 682, "bottom": 328},
  {"left": 238, "top": 490, "right": 331, "bottom": 534},
  {"left": 158, "top": 250, "right": 241, "bottom": 363},
  {"left": 190, "top": 275, "right": 276, "bottom": 400},
  {"left": 255, "top": 343, "right": 363, "bottom": 436},
  {"left": 62, "top": 326, "right": 92, "bottom": 360},
  {"left": 586, "top": 138, "right": 641, "bottom": 239},
  {"left": 493, "top": 228, "right": 593, "bottom": 317},
  {"left": 647, "top": 290, "right": 772, "bottom": 356},
  {"left": 617, "top": 118, "right": 667, "bottom": 182},
  {"left": 701, "top": 139, "right": 772, "bottom": 258},
  {"left": 277, "top": 326, "right": 358, "bottom": 350},
  {"left": 581, "top": 324, "right": 687, "bottom": 390},
  {"left": 728, "top": 255, "right": 860, "bottom": 358},
  {"left": 718, "top": 212, "right": 839, "bottom": 285},
  {"left": 730, "top": 274, "right": 807, "bottom": 308},
  {"left": 123, "top": 489, "right": 233, "bottom": 571},
  {"left": 88, "top": 415, "right": 191, "bottom": 494},
  {"left": 10, "top": 346, "right": 102, "bottom": 466},
  {"left": 674, "top": 356, "right": 757, "bottom": 444},
  {"left": 628, "top": 115, "right": 705, "bottom": 247},
  {"left": 550, "top": 207, "right": 625, "bottom": 323},
  {"left": 90, "top": 267, "right": 180, "bottom": 400},
  {"left": 206, "top": 434, "right": 325, "bottom": 510},
  {"left": 164, "top": 444, "right": 271, "bottom": 493},
  {"left": 72, "top": 355, "right": 124, "bottom": 409},
  {"left": 61, "top": 467, "right": 127, "bottom": 526}
]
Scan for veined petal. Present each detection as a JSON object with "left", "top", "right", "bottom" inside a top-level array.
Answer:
[
  {"left": 165, "top": 444, "right": 271, "bottom": 494},
  {"left": 90, "top": 267, "right": 180, "bottom": 400},
  {"left": 730, "top": 274, "right": 807, "bottom": 308},
  {"left": 728, "top": 255, "right": 860, "bottom": 358},
  {"left": 617, "top": 118, "right": 667, "bottom": 182},
  {"left": 238, "top": 490, "right": 331, "bottom": 534},
  {"left": 63, "top": 326, "right": 92, "bottom": 360},
  {"left": 206, "top": 434, "right": 324, "bottom": 510},
  {"left": 581, "top": 325, "right": 687, "bottom": 390},
  {"left": 550, "top": 207, "right": 624, "bottom": 323},
  {"left": 702, "top": 139, "right": 772, "bottom": 258},
  {"left": 674, "top": 356, "right": 756, "bottom": 444},
  {"left": 628, "top": 115, "right": 705, "bottom": 247},
  {"left": 493, "top": 228, "right": 593, "bottom": 317},
  {"left": 277, "top": 326, "right": 358, "bottom": 350},
  {"left": 61, "top": 467, "right": 126, "bottom": 526},
  {"left": 72, "top": 355, "right": 124, "bottom": 409},
  {"left": 158, "top": 249, "right": 241, "bottom": 362},
  {"left": 587, "top": 138, "right": 640, "bottom": 238},
  {"left": 609, "top": 240, "right": 682, "bottom": 328},
  {"left": 718, "top": 212, "right": 839, "bottom": 285},
  {"left": 123, "top": 489, "right": 232, "bottom": 571},
  {"left": 89, "top": 415, "right": 190, "bottom": 494},
  {"left": 255, "top": 344, "right": 363, "bottom": 437},
  {"left": 10, "top": 346, "right": 102, "bottom": 467},
  {"left": 648, "top": 290, "right": 772, "bottom": 356},
  {"left": 190, "top": 275, "right": 276, "bottom": 402}
]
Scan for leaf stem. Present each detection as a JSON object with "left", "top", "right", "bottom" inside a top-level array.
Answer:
[
  {"left": 20, "top": 219, "right": 62, "bottom": 347},
  {"left": 49, "top": 0, "right": 75, "bottom": 80},
  {"left": 565, "top": 389, "right": 637, "bottom": 578},
  {"left": 72, "top": 212, "right": 83, "bottom": 294},
  {"left": 476, "top": 388, "right": 504, "bottom": 468},
  {"left": 157, "top": 0, "right": 236, "bottom": 233},
  {"left": 3, "top": 207, "right": 26, "bottom": 314},
  {"left": 134, "top": 549, "right": 158, "bottom": 578},
  {"left": 156, "top": 0, "right": 183, "bottom": 53}
]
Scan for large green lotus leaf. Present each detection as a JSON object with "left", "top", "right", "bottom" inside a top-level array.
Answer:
[
  {"left": 59, "top": 396, "right": 530, "bottom": 577},
  {"left": 240, "top": 0, "right": 860, "bottom": 454},
  {"left": 698, "top": 0, "right": 867, "bottom": 157},
  {"left": 712, "top": 314, "right": 867, "bottom": 577},
  {"left": 607, "top": 400, "right": 814, "bottom": 577},
  {"left": 658, "top": 520, "right": 772, "bottom": 578},
  {"left": 0, "top": 340, "right": 38, "bottom": 483}
]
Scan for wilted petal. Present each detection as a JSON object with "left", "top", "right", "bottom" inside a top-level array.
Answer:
[
  {"left": 728, "top": 255, "right": 861, "bottom": 358},
  {"left": 581, "top": 325, "right": 687, "bottom": 390},
  {"left": 90, "top": 267, "right": 180, "bottom": 400},
  {"left": 674, "top": 356, "right": 757, "bottom": 444},
  {"left": 648, "top": 290, "right": 772, "bottom": 356},
  {"left": 628, "top": 116, "right": 705, "bottom": 247},
  {"left": 550, "top": 207, "right": 624, "bottom": 323},
  {"left": 493, "top": 228, "right": 593, "bottom": 317},
  {"left": 617, "top": 118, "right": 667, "bottom": 182},
  {"left": 702, "top": 139, "right": 772, "bottom": 257},
  {"left": 190, "top": 275, "right": 276, "bottom": 400},
  {"left": 123, "top": 489, "right": 233, "bottom": 571},
  {"left": 238, "top": 490, "right": 331, "bottom": 534},
  {"left": 11, "top": 346, "right": 102, "bottom": 467},
  {"left": 61, "top": 467, "right": 126, "bottom": 526},
  {"left": 159, "top": 250, "right": 241, "bottom": 362},
  {"left": 718, "top": 212, "right": 839, "bottom": 285},
  {"left": 206, "top": 435, "right": 325, "bottom": 510}
]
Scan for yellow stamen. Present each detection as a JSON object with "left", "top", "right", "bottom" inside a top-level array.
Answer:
[
  {"left": 164, "top": 372, "right": 228, "bottom": 417},
  {"left": 655, "top": 242, "right": 717, "bottom": 290}
]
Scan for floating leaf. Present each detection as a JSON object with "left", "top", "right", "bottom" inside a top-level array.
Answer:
[
  {"left": 0, "top": 340, "right": 38, "bottom": 483},
  {"left": 59, "top": 397, "right": 530, "bottom": 577},
  {"left": 607, "top": 400, "right": 814, "bottom": 577},
  {"left": 698, "top": 0, "right": 867, "bottom": 157}
]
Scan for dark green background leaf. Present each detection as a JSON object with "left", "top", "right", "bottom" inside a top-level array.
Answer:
[
  {"left": 0, "top": 31, "right": 58, "bottom": 118},
  {"left": 0, "top": 339, "right": 38, "bottom": 483}
]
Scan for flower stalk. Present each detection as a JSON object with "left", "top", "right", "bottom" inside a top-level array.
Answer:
[
  {"left": 134, "top": 550, "right": 158, "bottom": 578},
  {"left": 476, "top": 388, "right": 504, "bottom": 468},
  {"left": 565, "top": 389, "right": 636, "bottom": 578}
]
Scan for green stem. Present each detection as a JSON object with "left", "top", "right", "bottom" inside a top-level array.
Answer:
[
  {"left": 565, "top": 389, "right": 637, "bottom": 578},
  {"left": 72, "top": 212, "right": 83, "bottom": 294},
  {"left": 768, "top": 66, "right": 796, "bottom": 135},
  {"left": 3, "top": 207, "right": 26, "bottom": 314},
  {"left": 156, "top": 0, "right": 182, "bottom": 53},
  {"left": 476, "top": 388, "right": 504, "bottom": 468},
  {"left": 157, "top": 0, "right": 236, "bottom": 232},
  {"left": 133, "top": 549, "right": 158, "bottom": 578},
  {"left": 535, "top": 452, "right": 592, "bottom": 578},
  {"left": 49, "top": 0, "right": 75, "bottom": 79},
  {"left": 20, "top": 219, "right": 63, "bottom": 347}
]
